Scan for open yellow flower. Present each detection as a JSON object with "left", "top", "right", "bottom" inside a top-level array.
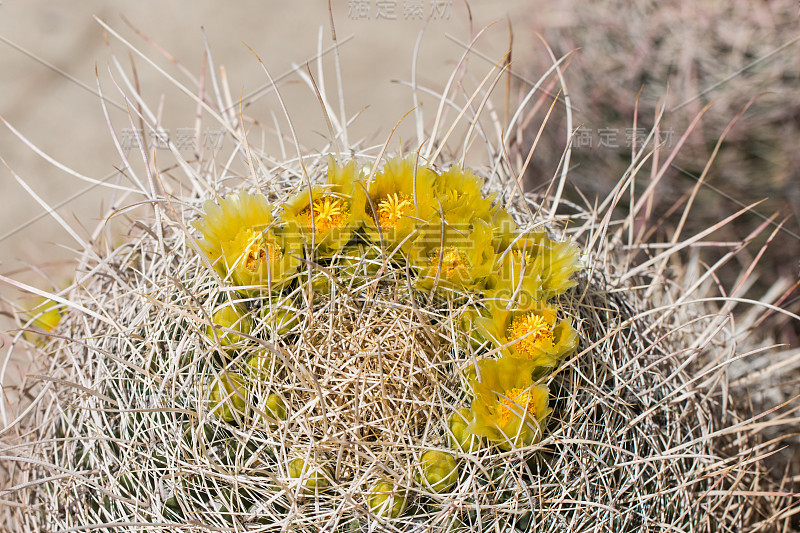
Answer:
[
  {"left": 433, "top": 166, "right": 525, "bottom": 254},
  {"left": 192, "top": 191, "right": 302, "bottom": 293},
  {"left": 434, "top": 165, "right": 496, "bottom": 222},
  {"left": 282, "top": 157, "right": 366, "bottom": 254},
  {"left": 467, "top": 356, "right": 551, "bottom": 449},
  {"left": 27, "top": 296, "right": 61, "bottom": 332},
  {"left": 408, "top": 218, "right": 495, "bottom": 293},
  {"left": 475, "top": 301, "right": 578, "bottom": 369},
  {"left": 486, "top": 231, "right": 583, "bottom": 305},
  {"left": 24, "top": 296, "right": 62, "bottom": 344},
  {"left": 363, "top": 156, "right": 438, "bottom": 252}
]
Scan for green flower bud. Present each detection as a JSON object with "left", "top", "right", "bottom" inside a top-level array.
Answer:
[
  {"left": 312, "top": 273, "right": 331, "bottom": 295},
  {"left": 245, "top": 351, "right": 278, "bottom": 381},
  {"left": 448, "top": 408, "right": 482, "bottom": 453},
  {"left": 259, "top": 297, "right": 300, "bottom": 336},
  {"left": 367, "top": 479, "right": 407, "bottom": 518},
  {"left": 206, "top": 302, "right": 254, "bottom": 348},
  {"left": 211, "top": 487, "right": 245, "bottom": 525},
  {"left": 264, "top": 393, "right": 287, "bottom": 423},
  {"left": 288, "top": 457, "right": 332, "bottom": 492},
  {"left": 415, "top": 450, "right": 458, "bottom": 492},
  {"left": 115, "top": 472, "right": 137, "bottom": 498},
  {"left": 207, "top": 372, "right": 249, "bottom": 423},
  {"left": 164, "top": 493, "right": 181, "bottom": 510}
]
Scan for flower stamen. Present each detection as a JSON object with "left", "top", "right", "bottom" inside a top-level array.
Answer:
[
  {"left": 241, "top": 229, "right": 281, "bottom": 273},
  {"left": 497, "top": 388, "right": 537, "bottom": 426},
  {"left": 508, "top": 313, "right": 555, "bottom": 358},
  {"left": 304, "top": 196, "right": 350, "bottom": 233},
  {"left": 430, "top": 247, "right": 470, "bottom": 281},
  {"left": 377, "top": 193, "right": 413, "bottom": 228}
]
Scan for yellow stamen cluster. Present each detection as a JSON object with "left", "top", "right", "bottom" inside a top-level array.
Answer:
[
  {"left": 304, "top": 196, "right": 350, "bottom": 233},
  {"left": 242, "top": 230, "right": 281, "bottom": 273},
  {"left": 377, "top": 192, "right": 413, "bottom": 228},
  {"left": 430, "top": 247, "right": 470, "bottom": 280},
  {"left": 497, "top": 388, "right": 538, "bottom": 426},
  {"left": 512, "top": 249, "right": 532, "bottom": 264},
  {"left": 508, "top": 313, "right": 555, "bottom": 358}
]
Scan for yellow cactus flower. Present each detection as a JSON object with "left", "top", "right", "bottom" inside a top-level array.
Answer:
[
  {"left": 363, "top": 156, "right": 438, "bottom": 252},
  {"left": 409, "top": 218, "right": 495, "bottom": 292},
  {"left": 24, "top": 296, "right": 63, "bottom": 344},
  {"left": 258, "top": 296, "right": 300, "bottom": 337},
  {"left": 490, "top": 207, "right": 518, "bottom": 253},
  {"left": 192, "top": 191, "right": 302, "bottom": 293},
  {"left": 366, "top": 479, "right": 407, "bottom": 518},
  {"left": 434, "top": 165, "right": 496, "bottom": 222},
  {"left": 486, "top": 231, "right": 583, "bottom": 305},
  {"left": 282, "top": 157, "right": 366, "bottom": 254},
  {"left": 475, "top": 301, "right": 578, "bottom": 369},
  {"left": 467, "top": 356, "right": 551, "bottom": 449},
  {"left": 527, "top": 231, "right": 583, "bottom": 300},
  {"left": 27, "top": 297, "right": 61, "bottom": 332}
]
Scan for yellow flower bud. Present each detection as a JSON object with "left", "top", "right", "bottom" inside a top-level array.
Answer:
[
  {"left": 264, "top": 393, "right": 287, "bottom": 423},
  {"left": 448, "top": 408, "right": 482, "bottom": 453},
  {"left": 244, "top": 352, "right": 277, "bottom": 381},
  {"left": 339, "top": 245, "right": 382, "bottom": 282},
  {"left": 415, "top": 450, "right": 458, "bottom": 492},
  {"left": 366, "top": 479, "right": 407, "bottom": 518},
  {"left": 207, "top": 372, "right": 249, "bottom": 423},
  {"left": 206, "top": 302, "right": 253, "bottom": 348},
  {"left": 259, "top": 297, "right": 300, "bottom": 336},
  {"left": 288, "top": 457, "right": 332, "bottom": 492}
]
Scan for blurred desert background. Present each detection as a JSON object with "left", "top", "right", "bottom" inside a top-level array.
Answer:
[{"left": 1, "top": 1, "right": 799, "bottom": 393}]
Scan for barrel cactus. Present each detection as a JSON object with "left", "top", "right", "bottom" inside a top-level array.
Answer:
[{"left": 2, "top": 17, "right": 797, "bottom": 533}]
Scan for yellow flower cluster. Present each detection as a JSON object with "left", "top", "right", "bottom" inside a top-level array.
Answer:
[{"left": 192, "top": 153, "right": 582, "bottom": 454}]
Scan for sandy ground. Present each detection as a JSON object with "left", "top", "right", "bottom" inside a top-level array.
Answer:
[{"left": 0, "top": 1, "right": 565, "bottom": 403}]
